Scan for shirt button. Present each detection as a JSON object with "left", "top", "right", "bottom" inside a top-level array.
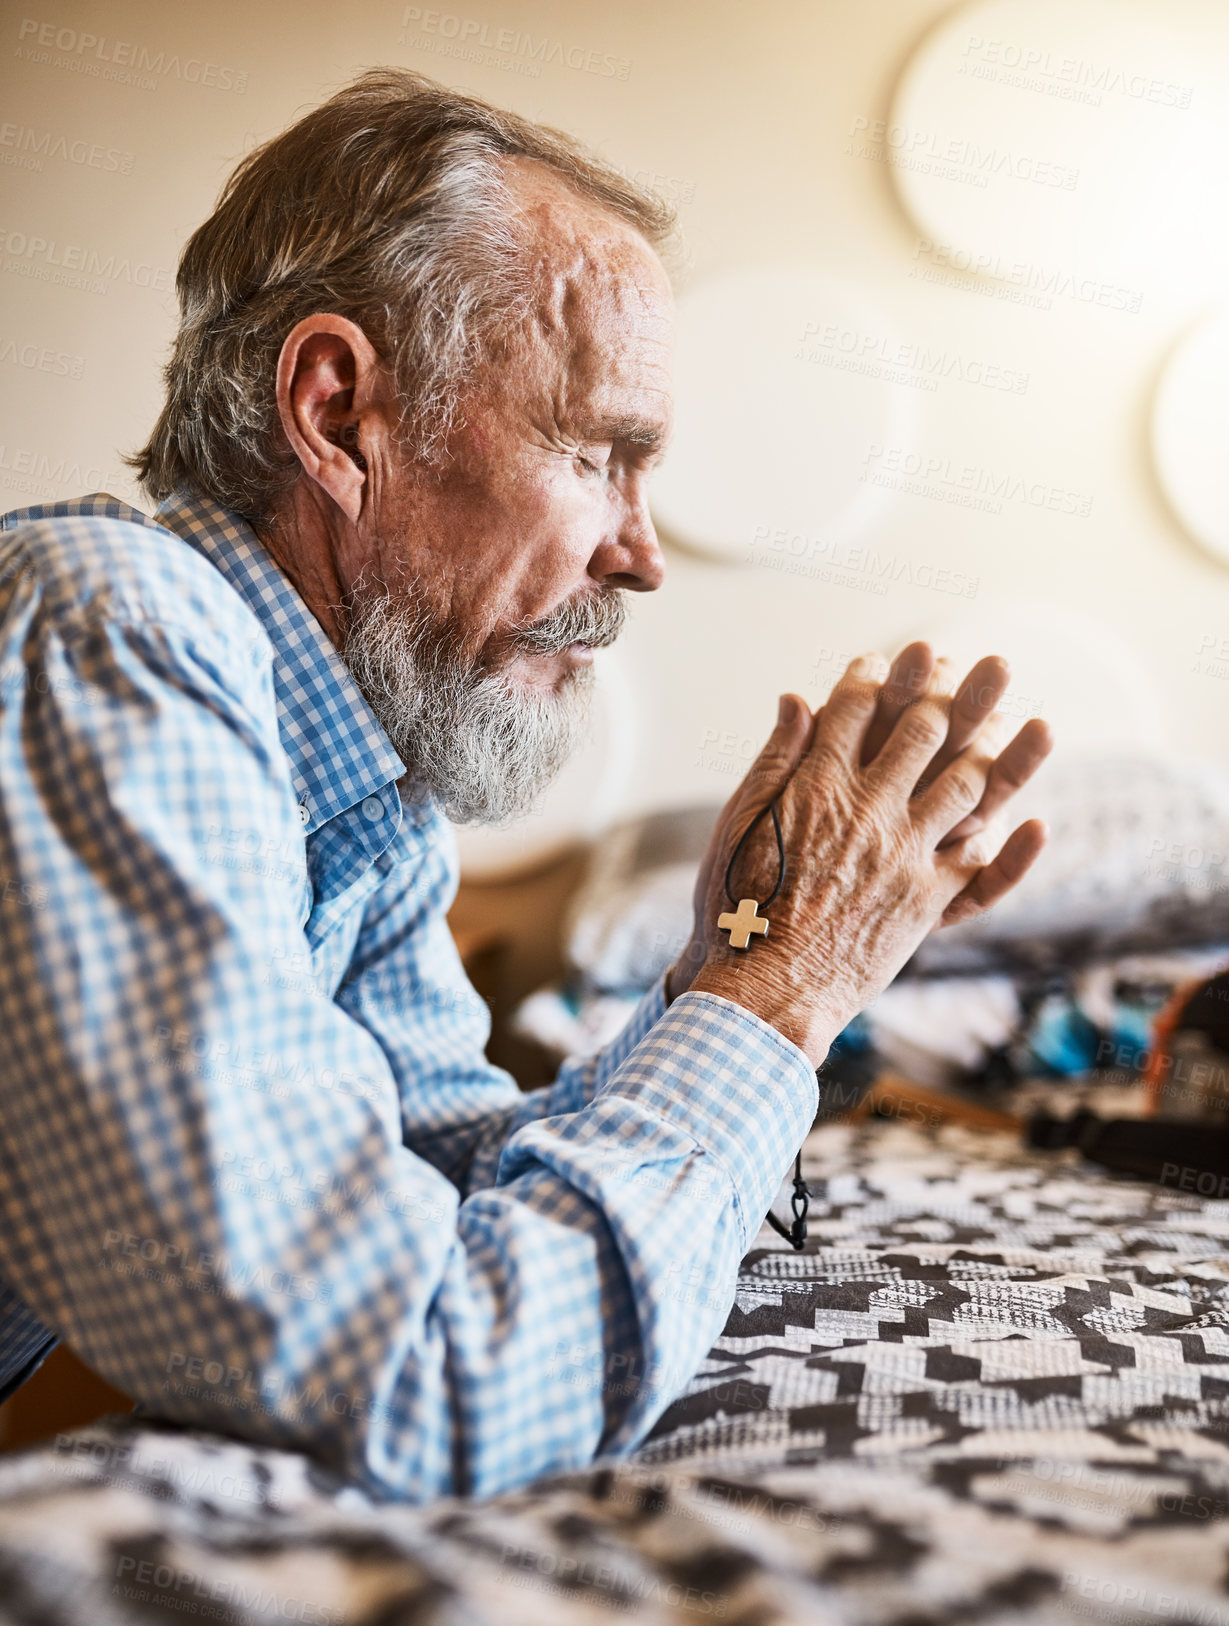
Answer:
[
  {"left": 298, "top": 803, "right": 311, "bottom": 827},
  {"left": 361, "top": 795, "right": 385, "bottom": 823}
]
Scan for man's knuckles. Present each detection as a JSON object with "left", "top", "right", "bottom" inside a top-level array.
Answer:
[
  {"left": 945, "top": 814, "right": 1006, "bottom": 874},
  {"left": 892, "top": 705, "right": 948, "bottom": 758},
  {"left": 744, "top": 745, "right": 794, "bottom": 787},
  {"left": 847, "top": 652, "right": 890, "bottom": 683},
  {"left": 826, "top": 681, "right": 882, "bottom": 726},
  {"left": 942, "top": 891, "right": 986, "bottom": 925},
  {"left": 741, "top": 718, "right": 810, "bottom": 791},
  {"left": 923, "top": 760, "right": 986, "bottom": 822}
]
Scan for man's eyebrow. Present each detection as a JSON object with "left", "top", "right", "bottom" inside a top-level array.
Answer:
[{"left": 586, "top": 414, "right": 669, "bottom": 452}]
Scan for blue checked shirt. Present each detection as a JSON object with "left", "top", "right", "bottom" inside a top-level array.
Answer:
[{"left": 0, "top": 489, "right": 818, "bottom": 1501}]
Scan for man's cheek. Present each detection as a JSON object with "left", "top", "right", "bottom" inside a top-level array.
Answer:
[{"left": 511, "top": 474, "right": 600, "bottom": 615}]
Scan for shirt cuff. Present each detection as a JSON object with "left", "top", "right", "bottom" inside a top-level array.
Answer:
[
  {"left": 547, "top": 973, "right": 670, "bottom": 1118},
  {"left": 593, "top": 988, "right": 818, "bottom": 1251},
  {"left": 595, "top": 972, "right": 668, "bottom": 1079}
]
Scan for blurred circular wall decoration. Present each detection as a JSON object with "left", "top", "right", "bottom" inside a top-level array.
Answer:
[
  {"left": 451, "top": 646, "right": 638, "bottom": 879},
  {"left": 649, "top": 266, "right": 912, "bottom": 563},
  {"left": 1152, "top": 307, "right": 1229, "bottom": 567},
  {"left": 887, "top": 0, "right": 1229, "bottom": 301}
]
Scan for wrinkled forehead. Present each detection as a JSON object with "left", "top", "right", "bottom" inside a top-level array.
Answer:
[{"left": 498, "top": 156, "right": 675, "bottom": 429}]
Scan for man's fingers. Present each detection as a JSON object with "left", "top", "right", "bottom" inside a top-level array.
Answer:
[
  {"left": 865, "top": 651, "right": 966, "bottom": 794},
  {"left": 860, "top": 641, "right": 934, "bottom": 765},
  {"left": 941, "top": 718, "right": 1054, "bottom": 846},
  {"left": 939, "top": 817, "right": 1048, "bottom": 925},
  {"left": 733, "top": 690, "right": 813, "bottom": 815},
  {"left": 703, "top": 691, "right": 812, "bottom": 909},
  {"left": 863, "top": 685, "right": 954, "bottom": 792},
  {"left": 931, "top": 655, "right": 1010, "bottom": 775},
  {"left": 912, "top": 739, "right": 997, "bottom": 842},
  {"left": 698, "top": 692, "right": 811, "bottom": 903},
  {"left": 809, "top": 652, "right": 889, "bottom": 764}
]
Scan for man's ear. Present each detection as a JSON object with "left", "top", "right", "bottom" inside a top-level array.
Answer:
[{"left": 274, "top": 315, "right": 387, "bottom": 524}]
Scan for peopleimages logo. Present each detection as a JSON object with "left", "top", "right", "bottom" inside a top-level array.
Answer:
[
  {"left": 0, "top": 445, "right": 128, "bottom": 501},
  {"left": 847, "top": 116, "right": 1080, "bottom": 190},
  {"left": 0, "top": 123, "right": 135, "bottom": 175},
  {"left": 797, "top": 320, "right": 1029, "bottom": 395},
  {"left": 15, "top": 19, "right": 248, "bottom": 93},
  {"left": 0, "top": 338, "right": 84, "bottom": 377},
  {"left": 910, "top": 239, "right": 1144, "bottom": 315},
  {"left": 399, "top": 8, "right": 631, "bottom": 80},
  {"left": 747, "top": 524, "right": 980, "bottom": 598},
  {"left": 959, "top": 35, "right": 1194, "bottom": 109},
  {"left": 0, "top": 228, "right": 172, "bottom": 295},
  {"left": 860, "top": 444, "right": 1093, "bottom": 518}
]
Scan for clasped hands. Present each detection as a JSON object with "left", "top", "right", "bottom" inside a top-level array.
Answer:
[{"left": 667, "top": 643, "right": 1054, "bottom": 1066}]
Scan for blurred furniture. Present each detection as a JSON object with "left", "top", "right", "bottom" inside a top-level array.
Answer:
[{"left": 0, "top": 1346, "right": 130, "bottom": 1453}]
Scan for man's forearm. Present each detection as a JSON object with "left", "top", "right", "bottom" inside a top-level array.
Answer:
[{"left": 461, "top": 971, "right": 671, "bottom": 1194}]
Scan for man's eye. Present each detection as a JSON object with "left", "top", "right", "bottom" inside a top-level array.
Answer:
[{"left": 577, "top": 454, "right": 605, "bottom": 477}]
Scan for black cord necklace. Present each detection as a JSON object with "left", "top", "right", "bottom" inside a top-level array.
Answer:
[
  {"left": 720, "top": 794, "right": 810, "bottom": 1251},
  {"left": 722, "top": 797, "right": 786, "bottom": 919}
]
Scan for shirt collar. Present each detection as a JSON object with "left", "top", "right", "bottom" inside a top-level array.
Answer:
[{"left": 153, "top": 489, "right": 406, "bottom": 834}]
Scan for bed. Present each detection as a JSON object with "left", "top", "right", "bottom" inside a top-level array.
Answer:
[
  {"left": 8, "top": 740, "right": 1229, "bottom": 1624},
  {"left": 4, "top": 1091, "right": 1229, "bottom": 1625}
]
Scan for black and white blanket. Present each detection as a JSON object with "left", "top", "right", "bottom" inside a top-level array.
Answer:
[{"left": 4, "top": 1103, "right": 1229, "bottom": 1625}]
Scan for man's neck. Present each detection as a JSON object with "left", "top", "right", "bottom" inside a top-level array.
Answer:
[{"left": 254, "top": 487, "right": 351, "bottom": 652}]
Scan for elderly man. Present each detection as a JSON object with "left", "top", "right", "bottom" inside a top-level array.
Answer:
[{"left": 0, "top": 70, "right": 1049, "bottom": 1501}]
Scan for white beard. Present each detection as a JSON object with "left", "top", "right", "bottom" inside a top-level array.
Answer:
[{"left": 342, "top": 581, "right": 624, "bottom": 825}]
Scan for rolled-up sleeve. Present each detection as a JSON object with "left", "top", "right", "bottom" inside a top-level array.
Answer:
[{"left": 0, "top": 517, "right": 818, "bottom": 1502}]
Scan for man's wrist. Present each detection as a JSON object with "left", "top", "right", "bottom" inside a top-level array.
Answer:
[
  {"left": 665, "top": 939, "right": 705, "bottom": 1006},
  {"left": 664, "top": 959, "right": 684, "bottom": 1006},
  {"left": 689, "top": 963, "right": 836, "bottom": 1068}
]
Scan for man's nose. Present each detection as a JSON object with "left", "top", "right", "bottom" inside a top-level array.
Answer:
[{"left": 588, "top": 495, "right": 666, "bottom": 593}]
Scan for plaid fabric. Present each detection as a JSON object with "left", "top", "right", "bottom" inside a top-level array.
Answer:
[{"left": 0, "top": 490, "right": 817, "bottom": 1502}]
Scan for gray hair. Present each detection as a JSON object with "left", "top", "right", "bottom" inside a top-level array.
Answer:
[{"left": 130, "top": 68, "right": 675, "bottom": 522}]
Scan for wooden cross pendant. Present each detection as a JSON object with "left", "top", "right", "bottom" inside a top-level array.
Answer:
[{"left": 718, "top": 897, "right": 770, "bottom": 950}]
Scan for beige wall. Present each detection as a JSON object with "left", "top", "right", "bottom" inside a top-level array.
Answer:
[{"left": 4, "top": 0, "right": 1229, "bottom": 869}]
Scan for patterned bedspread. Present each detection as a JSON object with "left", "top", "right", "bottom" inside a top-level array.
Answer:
[{"left": 4, "top": 1104, "right": 1229, "bottom": 1625}]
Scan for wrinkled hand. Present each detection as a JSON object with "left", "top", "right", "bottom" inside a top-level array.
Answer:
[{"left": 667, "top": 645, "right": 1052, "bottom": 1065}]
